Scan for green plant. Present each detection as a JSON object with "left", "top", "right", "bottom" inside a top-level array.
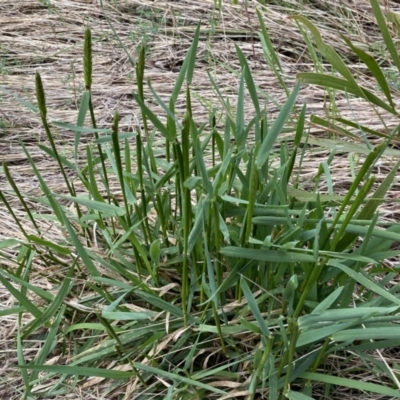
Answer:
[{"left": 2, "top": 0, "right": 400, "bottom": 398}]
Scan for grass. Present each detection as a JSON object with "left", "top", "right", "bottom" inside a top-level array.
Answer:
[{"left": 2, "top": 0, "right": 400, "bottom": 399}]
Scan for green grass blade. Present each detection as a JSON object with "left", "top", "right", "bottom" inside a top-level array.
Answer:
[
  {"left": 57, "top": 195, "right": 126, "bottom": 216},
  {"left": 328, "top": 259, "right": 400, "bottom": 306},
  {"left": 332, "top": 117, "right": 390, "bottom": 139},
  {"left": 341, "top": 35, "right": 395, "bottom": 110},
  {"left": 26, "top": 235, "right": 71, "bottom": 255},
  {"left": 59, "top": 207, "right": 100, "bottom": 277},
  {"left": 0, "top": 189, "right": 29, "bottom": 237},
  {"left": 19, "top": 364, "right": 135, "bottom": 380},
  {"left": 0, "top": 269, "right": 54, "bottom": 301},
  {"left": 0, "top": 273, "right": 43, "bottom": 319},
  {"left": 236, "top": 68, "right": 245, "bottom": 147},
  {"left": 290, "top": 16, "right": 362, "bottom": 92},
  {"left": 132, "top": 93, "right": 175, "bottom": 142},
  {"left": 86, "top": 146, "right": 104, "bottom": 203},
  {"left": 20, "top": 142, "right": 63, "bottom": 223},
  {"left": 257, "top": 82, "right": 300, "bottom": 169},
  {"left": 3, "top": 162, "right": 40, "bottom": 233},
  {"left": 299, "top": 371, "right": 400, "bottom": 397},
  {"left": 51, "top": 121, "right": 111, "bottom": 134},
  {"left": 311, "top": 286, "right": 344, "bottom": 314},
  {"left": 185, "top": 23, "right": 200, "bottom": 85},
  {"left": 240, "top": 276, "right": 270, "bottom": 336},
  {"left": 333, "top": 327, "right": 400, "bottom": 342},
  {"left": 133, "top": 362, "right": 226, "bottom": 395},
  {"left": 221, "top": 246, "right": 315, "bottom": 263},
  {"left": 17, "top": 321, "right": 30, "bottom": 398},
  {"left": 256, "top": 9, "right": 288, "bottom": 96},
  {"left": 75, "top": 90, "right": 90, "bottom": 160},
  {"left": 235, "top": 45, "right": 260, "bottom": 114},
  {"left": 286, "top": 390, "right": 316, "bottom": 400},
  {"left": 111, "top": 111, "right": 131, "bottom": 219},
  {"left": 370, "top": 0, "right": 400, "bottom": 73},
  {"left": 22, "top": 263, "right": 75, "bottom": 339},
  {"left": 297, "top": 73, "right": 396, "bottom": 114},
  {"left": 337, "top": 158, "right": 400, "bottom": 250}
]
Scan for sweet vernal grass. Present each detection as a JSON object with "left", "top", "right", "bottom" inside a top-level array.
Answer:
[{"left": 3, "top": 0, "right": 400, "bottom": 398}]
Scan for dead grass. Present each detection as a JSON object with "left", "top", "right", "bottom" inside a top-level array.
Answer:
[{"left": 2, "top": 0, "right": 400, "bottom": 398}]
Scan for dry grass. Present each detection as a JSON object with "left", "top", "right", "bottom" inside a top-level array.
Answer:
[{"left": 2, "top": 0, "right": 400, "bottom": 398}]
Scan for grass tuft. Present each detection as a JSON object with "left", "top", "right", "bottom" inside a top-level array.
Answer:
[{"left": 2, "top": 0, "right": 400, "bottom": 399}]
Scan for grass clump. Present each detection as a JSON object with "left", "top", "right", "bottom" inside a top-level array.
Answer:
[{"left": 2, "top": 0, "right": 400, "bottom": 399}]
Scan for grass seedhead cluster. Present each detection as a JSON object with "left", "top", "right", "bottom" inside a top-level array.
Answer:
[{"left": 2, "top": 0, "right": 400, "bottom": 399}]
